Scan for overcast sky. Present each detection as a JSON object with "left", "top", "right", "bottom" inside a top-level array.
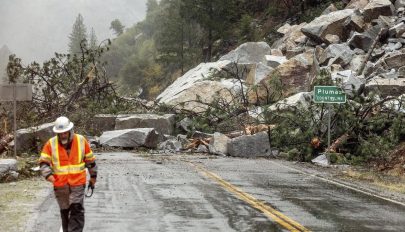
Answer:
[{"left": 0, "top": 0, "right": 147, "bottom": 63}]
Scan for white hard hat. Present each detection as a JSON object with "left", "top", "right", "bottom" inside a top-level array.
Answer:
[{"left": 53, "top": 116, "right": 74, "bottom": 133}]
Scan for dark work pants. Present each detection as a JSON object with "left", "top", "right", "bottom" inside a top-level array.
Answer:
[{"left": 54, "top": 185, "right": 85, "bottom": 232}]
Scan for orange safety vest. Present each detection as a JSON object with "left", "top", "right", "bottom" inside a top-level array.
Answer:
[{"left": 39, "top": 134, "right": 95, "bottom": 187}]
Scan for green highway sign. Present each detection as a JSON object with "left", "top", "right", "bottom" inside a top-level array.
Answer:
[{"left": 313, "top": 86, "right": 346, "bottom": 103}]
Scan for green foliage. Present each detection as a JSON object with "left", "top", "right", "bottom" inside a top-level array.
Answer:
[
  {"left": 239, "top": 14, "right": 258, "bottom": 42},
  {"left": 89, "top": 28, "right": 98, "bottom": 50},
  {"left": 6, "top": 40, "right": 128, "bottom": 131},
  {"left": 110, "top": 19, "right": 125, "bottom": 36},
  {"left": 68, "top": 14, "right": 87, "bottom": 55}
]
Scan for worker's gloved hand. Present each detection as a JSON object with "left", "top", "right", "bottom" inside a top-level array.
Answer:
[
  {"left": 89, "top": 177, "right": 96, "bottom": 189},
  {"left": 47, "top": 175, "right": 55, "bottom": 183}
]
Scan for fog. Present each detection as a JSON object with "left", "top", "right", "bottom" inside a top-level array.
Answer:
[{"left": 0, "top": 0, "right": 147, "bottom": 63}]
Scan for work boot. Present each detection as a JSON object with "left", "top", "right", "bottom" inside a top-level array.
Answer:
[
  {"left": 68, "top": 203, "right": 85, "bottom": 232},
  {"left": 60, "top": 209, "right": 69, "bottom": 232}
]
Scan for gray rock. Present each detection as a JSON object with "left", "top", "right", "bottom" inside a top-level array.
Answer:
[
  {"left": 271, "top": 49, "right": 283, "bottom": 56},
  {"left": 363, "top": 0, "right": 395, "bottom": 22},
  {"left": 268, "top": 92, "right": 312, "bottom": 111},
  {"left": 158, "top": 139, "right": 182, "bottom": 152},
  {"left": 285, "top": 47, "right": 305, "bottom": 59},
  {"left": 8, "top": 171, "right": 19, "bottom": 180},
  {"left": 227, "top": 131, "right": 271, "bottom": 158},
  {"left": 348, "top": 32, "right": 373, "bottom": 51},
  {"left": 395, "top": 0, "right": 405, "bottom": 9},
  {"left": 265, "top": 55, "right": 287, "bottom": 68},
  {"left": 387, "top": 42, "right": 403, "bottom": 51},
  {"left": 156, "top": 59, "right": 246, "bottom": 113},
  {"left": 301, "top": 9, "right": 354, "bottom": 43},
  {"left": 196, "top": 145, "right": 209, "bottom": 153},
  {"left": 325, "top": 34, "right": 340, "bottom": 44},
  {"left": 218, "top": 42, "right": 271, "bottom": 64},
  {"left": 319, "top": 43, "right": 355, "bottom": 66},
  {"left": 115, "top": 114, "right": 175, "bottom": 135},
  {"left": 247, "top": 63, "right": 274, "bottom": 85},
  {"left": 312, "top": 154, "right": 330, "bottom": 166},
  {"left": 389, "top": 22, "right": 405, "bottom": 37},
  {"left": 177, "top": 117, "right": 193, "bottom": 133},
  {"left": 90, "top": 114, "right": 118, "bottom": 135},
  {"left": 384, "top": 52, "right": 405, "bottom": 69},
  {"left": 99, "top": 128, "right": 159, "bottom": 148},
  {"left": 332, "top": 70, "right": 365, "bottom": 95},
  {"left": 0, "top": 159, "right": 18, "bottom": 175},
  {"left": 322, "top": 4, "right": 338, "bottom": 15},
  {"left": 398, "top": 66, "right": 405, "bottom": 78},
  {"left": 380, "top": 69, "right": 398, "bottom": 79},
  {"left": 16, "top": 122, "right": 54, "bottom": 153},
  {"left": 350, "top": 54, "right": 367, "bottom": 73},
  {"left": 209, "top": 132, "right": 231, "bottom": 156},
  {"left": 365, "top": 78, "right": 405, "bottom": 97},
  {"left": 176, "top": 134, "right": 189, "bottom": 147}
]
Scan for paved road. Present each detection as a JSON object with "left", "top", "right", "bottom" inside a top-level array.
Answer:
[{"left": 30, "top": 152, "right": 405, "bottom": 232}]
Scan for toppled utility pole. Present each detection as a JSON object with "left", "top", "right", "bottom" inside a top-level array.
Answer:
[{"left": 356, "top": 28, "right": 385, "bottom": 76}]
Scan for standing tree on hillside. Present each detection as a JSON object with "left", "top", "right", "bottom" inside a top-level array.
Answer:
[
  {"left": 110, "top": 19, "right": 125, "bottom": 36},
  {"left": 89, "top": 28, "right": 98, "bottom": 49},
  {"left": 155, "top": 0, "right": 201, "bottom": 74},
  {"left": 68, "top": 14, "right": 87, "bottom": 55},
  {"left": 181, "top": 0, "right": 239, "bottom": 62}
]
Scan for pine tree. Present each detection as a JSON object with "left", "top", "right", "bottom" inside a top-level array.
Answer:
[
  {"left": 68, "top": 14, "right": 88, "bottom": 55},
  {"left": 155, "top": 0, "right": 201, "bottom": 74},
  {"left": 89, "top": 28, "right": 98, "bottom": 49},
  {"left": 180, "top": 0, "right": 238, "bottom": 62}
]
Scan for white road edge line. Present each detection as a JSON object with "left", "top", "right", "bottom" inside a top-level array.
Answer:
[{"left": 269, "top": 160, "right": 405, "bottom": 208}]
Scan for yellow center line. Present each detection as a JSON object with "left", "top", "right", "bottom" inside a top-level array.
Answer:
[{"left": 188, "top": 162, "right": 311, "bottom": 232}]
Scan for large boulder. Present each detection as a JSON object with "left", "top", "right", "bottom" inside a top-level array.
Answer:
[
  {"left": 227, "top": 131, "right": 271, "bottom": 158},
  {"left": 348, "top": 32, "right": 374, "bottom": 51},
  {"left": 218, "top": 42, "right": 271, "bottom": 64},
  {"left": 384, "top": 52, "right": 405, "bottom": 69},
  {"left": 363, "top": 0, "right": 394, "bottom": 22},
  {"left": 16, "top": 123, "right": 54, "bottom": 152},
  {"left": 365, "top": 78, "right": 405, "bottom": 97},
  {"left": 331, "top": 70, "right": 366, "bottom": 95},
  {"left": 157, "top": 42, "right": 274, "bottom": 113},
  {"left": 301, "top": 9, "right": 354, "bottom": 43},
  {"left": 272, "top": 23, "right": 308, "bottom": 52},
  {"left": 0, "top": 159, "right": 17, "bottom": 175},
  {"left": 99, "top": 128, "right": 159, "bottom": 148},
  {"left": 265, "top": 55, "right": 287, "bottom": 68},
  {"left": 156, "top": 60, "right": 233, "bottom": 112},
  {"left": 246, "top": 63, "right": 274, "bottom": 85},
  {"left": 209, "top": 132, "right": 231, "bottom": 156},
  {"left": 268, "top": 92, "right": 312, "bottom": 111},
  {"left": 395, "top": 0, "right": 405, "bottom": 9},
  {"left": 249, "top": 58, "right": 312, "bottom": 104},
  {"left": 319, "top": 43, "right": 355, "bottom": 66},
  {"left": 90, "top": 114, "right": 120, "bottom": 135},
  {"left": 115, "top": 114, "right": 175, "bottom": 135}
]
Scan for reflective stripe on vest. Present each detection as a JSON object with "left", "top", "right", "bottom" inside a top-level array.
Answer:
[{"left": 50, "top": 134, "right": 86, "bottom": 175}]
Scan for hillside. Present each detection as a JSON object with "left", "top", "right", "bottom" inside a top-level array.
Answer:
[{"left": 103, "top": 0, "right": 343, "bottom": 99}]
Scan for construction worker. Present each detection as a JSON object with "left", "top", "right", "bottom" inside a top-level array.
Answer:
[
  {"left": 39, "top": 116, "right": 97, "bottom": 232},
  {"left": 310, "top": 137, "right": 323, "bottom": 157}
]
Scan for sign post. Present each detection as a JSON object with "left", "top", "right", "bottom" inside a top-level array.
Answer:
[
  {"left": 0, "top": 84, "right": 32, "bottom": 157},
  {"left": 313, "top": 86, "right": 346, "bottom": 152}
]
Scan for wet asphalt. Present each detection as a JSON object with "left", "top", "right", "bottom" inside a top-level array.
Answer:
[{"left": 30, "top": 152, "right": 405, "bottom": 232}]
